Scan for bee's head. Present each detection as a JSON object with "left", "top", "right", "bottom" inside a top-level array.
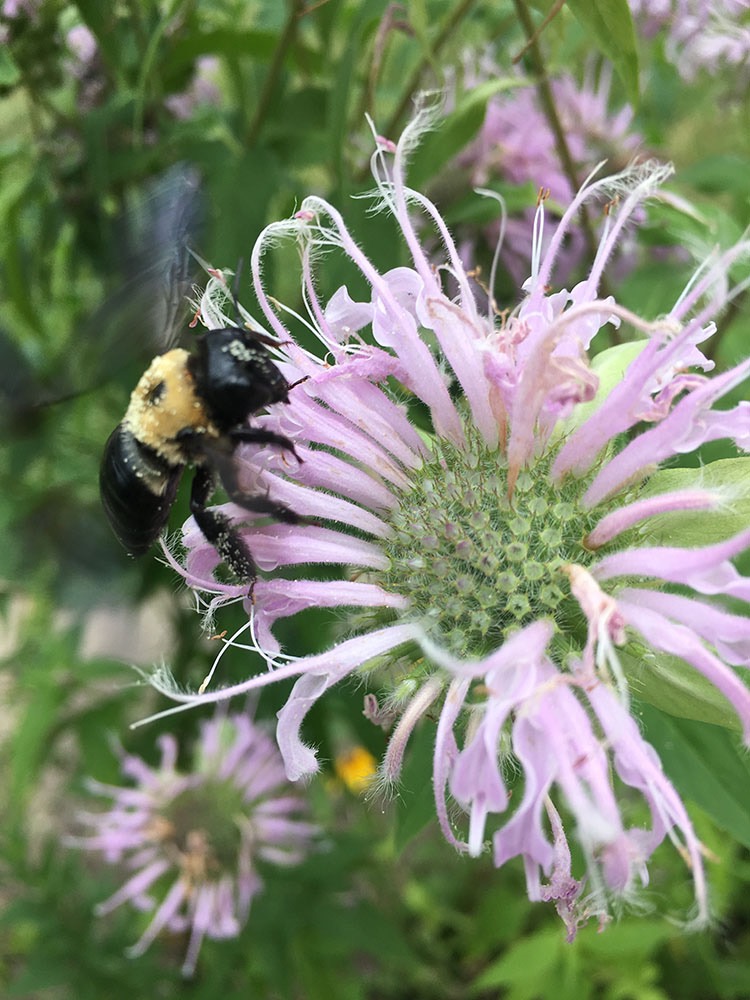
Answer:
[{"left": 188, "top": 328, "right": 290, "bottom": 430}]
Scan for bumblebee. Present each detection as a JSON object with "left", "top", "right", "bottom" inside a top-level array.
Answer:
[{"left": 100, "top": 324, "right": 301, "bottom": 584}]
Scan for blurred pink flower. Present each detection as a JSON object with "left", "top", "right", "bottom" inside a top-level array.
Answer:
[
  {"left": 165, "top": 56, "right": 222, "bottom": 120},
  {"left": 455, "top": 64, "right": 644, "bottom": 286},
  {"left": 630, "top": 0, "right": 750, "bottom": 78},
  {"left": 71, "top": 713, "right": 316, "bottom": 975}
]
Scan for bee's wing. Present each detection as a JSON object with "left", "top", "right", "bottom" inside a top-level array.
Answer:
[
  {"left": 130, "top": 164, "right": 204, "bottom": 352},
  {"left": 2, "top": 166, "right": 204, "bottom": 434},
  {"left": 95, "top": 164, "right": 204, "bottom": 358}
]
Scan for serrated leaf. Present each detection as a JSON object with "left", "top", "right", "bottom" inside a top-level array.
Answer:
[
  {"left": 639, "top": 458, "right": 750, "bottom": 548},
  {"left": 565, "top": 0, "right": 639, "bottom": 105},
  {"left": 622, "top": 646, "right": 742, "bottom": 732},
  {"left": 408, "top": 78, "right": 529, "bottom": 190},
  {"left": 638, "top": 705, "right": 750, "bottom": 848}
]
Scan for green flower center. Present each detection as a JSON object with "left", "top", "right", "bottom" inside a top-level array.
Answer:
[
  {"left": 379, "top": 426, "right": 606, "bottom": 659},
  {"left": 163, "top": 782, "right": 246, "bottom": 873}
]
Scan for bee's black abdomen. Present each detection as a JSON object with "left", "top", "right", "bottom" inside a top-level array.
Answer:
[{"left": 100, "top": 424, "right": 182, "bottom": 556}]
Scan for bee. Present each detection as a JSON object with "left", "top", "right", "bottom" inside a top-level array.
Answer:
[{"left": 99, "top": 308, "right": 302, "bottom": 586}]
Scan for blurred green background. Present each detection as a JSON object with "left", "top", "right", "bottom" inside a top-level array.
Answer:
[{"left": 3, "top": 0, "right": 750, "bottom": 996}]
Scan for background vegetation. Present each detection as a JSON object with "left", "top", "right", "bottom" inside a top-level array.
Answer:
[{"left": 2, "top": 0, "right": 750, "bottom": 996}]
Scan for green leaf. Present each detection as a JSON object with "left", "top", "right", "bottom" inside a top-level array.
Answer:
[
  {"left": 579, "top": 919, "right": 673, "bottom": 960},
  {"left": 162, "top": 29, "right": 280, "bottom": 73},
  {"left": 639, "top": 458, "right": 750, "bottom": 548},
  {"left": 565, "top": 0, "right": 639, "bottom": 105},
  {"left": 638, "top": 705, "right": 750, "bottom": 849},
  {"left": 393, "top": 724, "right": 438, "bottom": 853},
  {"left": 678, "top": 155, "right": 750, "bottom": 196},
  {"left": 408, "top": 78, "right": 529, "bottom": 190},
  {"left": 553, "top": 340, "right": 647, "bottom": 442},
  {"left": 7, "top": 677, "right": 68, "bottom": 828},
  {"left": 0, "top": 47, "right": 21, "bottom": 87},
  {"left": 621, "top": 646, "right": 742, "bottom": 732},
  {"left": 472, "top": 929, "right": 564, "bottom": 992},
  {"left": 327, "top": 0, "right": 385, "bottom": 189}
]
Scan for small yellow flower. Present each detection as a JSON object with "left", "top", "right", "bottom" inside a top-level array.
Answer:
[{"left": 334, "top": 746, "right": 378, "bottom": 794}]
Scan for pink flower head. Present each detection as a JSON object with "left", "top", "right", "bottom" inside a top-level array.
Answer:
[
  {"left": 454, "top": 62, "right": 644, "bottom": 286},
  {"left": 165, "top": 56, "right": 222, "bottom": 120},
  {"left": 70, "top": 713, "right": 316, "bottom": 976},
  {"left": 154, "top": 110, "right": 750, "bottom": 936},
  {"left": 630, "top": 0, "right": 750, "bottom": 79}
]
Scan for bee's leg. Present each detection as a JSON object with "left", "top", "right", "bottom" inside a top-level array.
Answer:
[
  {"left": 189, "top": 465, "right": 258, "bottom": 584},
  {"left": 227, "top": 486, "right": 301, "bottom": 524},
  {"left": 217, "top": 456, "right": 301, "bottom": 526},
  {"left": 229, "top": 426, "right": 301, "bottom": 461}
]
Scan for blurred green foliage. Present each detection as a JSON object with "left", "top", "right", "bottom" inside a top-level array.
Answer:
[{"left": 1, "top": 0, "right": 750, "bottom": 996}]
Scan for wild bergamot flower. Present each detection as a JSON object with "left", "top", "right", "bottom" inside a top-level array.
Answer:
[
  {"left": 630, "top": 0, "right": 750, "bottom": 79},
  {"left": 454, "top": 61, "right": 644, "bottom": 286},
  {"left": 153, "top": 111, "right": 750, "bottom": 937},
  {"left": 71, "top": 713, "right": 316, "bottom": 975}
]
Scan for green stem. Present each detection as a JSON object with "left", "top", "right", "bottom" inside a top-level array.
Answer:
[
  {"left": 381, "top": 0, "right": 477, "bottom": 142},
  {"left": 246, "top": 0, "right": 306, "bottom": 147},
  {"left": 133, "top": 0, "right": 188, "bottom": 147},
  {"left": 511, "top": 0, "right": 597, "bottom": 258},
  {"left": 511, "top": 0, "right": 616, "bottom": 335}
]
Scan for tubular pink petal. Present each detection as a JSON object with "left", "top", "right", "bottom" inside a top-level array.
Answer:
[
  {"left": 311, "top": 377, "right": 425, "bottom": 469},
  {"left": 274, "top": 445, "right": 398, "bottom": 513},
  {"left": 538, "top": 799, "right": 586, "bottom": 936},
  {"left": 433, "top": 677, "right": 472, "bottom": 852},
  {"left": 584, "top": 360, "right": 750, "bottom": 506},
  {"left": 585, "top": 490, "right": 720, "bottom": 547},
  {"left": 299, "top": 196, "right": 464, "bottom": 444},
  {"left": 257, "top": 472, "right": 391, "bottom": 537},
  {"left": 280, "top": 393, "right": 415, "bottom": 489},
  {"left": 370, "top": 285, "right": 465, "bottom": 446},
  {"left": 252, "top": 578, "right": 407, "bottom": 652},
  {"left": 619, "top": 600, "right": 750, "bottom": 742},
  {"left": 276, "top": 623, "right": 424, "bottom": 780},
  {"left": 421, "top": 296, "right": 499, "bottom": 448},
  {"left": 126, "top": 878, "right": 188, "bottom": 958},
  {"left": 94, "top": 859, "right": 171, "bottom": 915},
  {"left": 553, "top": 320, "right": 716, "bottom": 481},
  {"left": 593, "top": 528, "right": 750, "bottom": 599},
  {"left": 619, "top": 587, "right": 750, "bottom": 666},
  {"left": 241, "top": 524, "right": 389, "bottom": 573},
  {"left": 583, "top": 680, "right": 709, "bottom": 924},
  {"left": 381, "top": 674, "right": 444, "bottom": 784}
]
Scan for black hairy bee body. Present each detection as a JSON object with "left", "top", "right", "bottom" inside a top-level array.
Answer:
[{"left": 100, "top": 327, "right": 301, "bottom": 583}]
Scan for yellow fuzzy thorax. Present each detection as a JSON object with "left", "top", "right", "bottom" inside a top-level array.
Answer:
[{"left": 124, "top": 349, "right": 216, "bottom": 465}]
